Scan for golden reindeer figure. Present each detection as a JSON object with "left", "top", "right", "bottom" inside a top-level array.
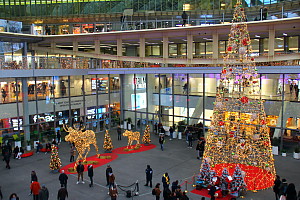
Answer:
[
  {"left": 64, "top": 124, "right": 100, "bottom": 166},
  {"left": 123, "top": 130, "right": 140, "bottom": 148}
]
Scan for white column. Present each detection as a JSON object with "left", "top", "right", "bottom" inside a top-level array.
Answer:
[
  {"left": 212, "top": 31, "right": 219, "bottom": 60},
  {"left": 187, "top": 33, "right": 193, "bottom": 60},
  {"left": 139, "top": 37, "right": 145, "bottom": 58},
  {"left": 163, "top": 35, "right": 168, "bottom": 59},
  {"left": 268, "top": 26, "right": 275, "bottom": 58},
  {"left": 117, "top": 38, "right": 122, "bottom": 57},
  {"left": 94, "top": 40, "right": 100, "bottom": 54}
]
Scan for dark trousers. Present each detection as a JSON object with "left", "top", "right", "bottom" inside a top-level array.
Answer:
[
  {"left": 275, "top": 192, "right": 280, "bottom": 200},
  {"left": 156, "top": 195, "right": 160, "bottom": 200},
  {"left": 70, "top": 155, "right": 74, "bottom": 162},
  {"left": 118, "top": 134, "right": 121, "bottom": 140},
  {"left": 106, "top": 175, "right": 109, "bottom": 185},
  {"left": 210, "top": 195, "right": 215, "bottom": 200},
  {"left": 145, "top": 178, "right": 152, "bottom": 187},
  {"left": 5, "top": 159, "right": 10, "bottom": 169},
  {"left": 33, "top": 194, "right": 39, "bottom": 200},
  {"left": 188, "top": 140, "right": 193, "bottom": 147},
  {"left": 78, "top": 172, "right": 83, "bottom": 181},
  {"left": 89, "top": 176, "right": 93, "bottom": 186}
]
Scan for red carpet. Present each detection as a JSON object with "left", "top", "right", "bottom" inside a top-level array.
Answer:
[
  {"left": 60, "top": 153, "right": 118, "bottom": 174},
  {"left": 212, "top": 163, "right": 274, "bottom": 190},
  {"left": 112, "top": 144, "right": 156, "bottom": 154},
  {"left": 191, "top": 189, "right": 233, "bottom": 200}
]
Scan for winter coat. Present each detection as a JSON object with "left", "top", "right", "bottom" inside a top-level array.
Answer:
[
  {"left": 57, "top": 188, "right": 68, "bottom": 200},
  {"left": 59, "top": 173, "right": 68, "bottom": 184},
  {"left": 38, "top": 187, "right": 49, "bottom": 200},
  {"left": 30, "top": 181, "right": 41, "bottom": 195},
  {"left": 88, "top": 166, "right": 94, "bottom": 177},
  {"left": 109, "top": 174, "right": 115, "bottom": 183},
  {"left": 145, "top": 167, "right": 153, "bottom": 179},
  {"left": 76, "top": 164, "right": 84, "bottom": 173},
  {"left": 31, "top": 174, "right": 38, "bottom": 182},
  {"left": 106, "top": 167, "right": 113, "bottom": 176}
]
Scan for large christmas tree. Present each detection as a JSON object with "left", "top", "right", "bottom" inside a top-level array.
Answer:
[
  {"left": 49, "top": 144, "right": 62, "bottom": 171},
  {"left": 203, "top": 0, "right": 275, "bottom": 190},
  {"left": 103, "top": 130, "right": 113, "bottom": 152},
  {"left": 142, "top": 125, "right": 151, "bottom": 144}
]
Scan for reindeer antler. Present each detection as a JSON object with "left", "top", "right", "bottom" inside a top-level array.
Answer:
[{"left": 63, "top": 123, "right": 69, "bottom": 132}]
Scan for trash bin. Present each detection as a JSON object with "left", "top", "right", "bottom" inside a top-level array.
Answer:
[{"left": 178, "top": 132, "right": 182, "bottom": 139}]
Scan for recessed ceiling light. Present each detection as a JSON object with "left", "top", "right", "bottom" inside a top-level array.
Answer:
[
  {"left": 255, "top": 35, "right": 260, "bottom": 38},
  {"left": 283, "top": 33, "right": 287, "bottom": 36}
]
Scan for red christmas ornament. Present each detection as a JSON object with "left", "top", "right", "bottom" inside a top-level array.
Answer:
[
  {"left": 219, "top": 121, "right": 225, "bottom": 126},
  {"left": 240, "top": 96, "right": 249, "bottom": 104},
  {"left": 229, "top": 68, "right": 233, "bottom": 71},
  {"left": 222, "top": 69, "right": 227, "bottom": 74},
  {"left": 261, "top": 120, "right": 266, "bottom": 125},
  {"left": 225, "top": 98, "right": 229, "bottom": 101},
  {"left": 251, "top": 57, "right": 255, "bottom": 61},
  {"left": 253, "top": 81, "right": 257, "bottom": 84},
  {"left": 241, "top": 143, "right": 245, "bottom": 147},
  {"left": 242, "top": 38, "right": 248, "bottom": 46},
  {"left": 227, "top": 46, "right": 233, "bottom": 51}
]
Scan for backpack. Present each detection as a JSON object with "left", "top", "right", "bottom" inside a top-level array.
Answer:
[{"left": 152, "top": 188, "right": 156, "bottom": 195}]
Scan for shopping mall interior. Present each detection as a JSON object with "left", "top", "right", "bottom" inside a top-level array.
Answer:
[{"left": 0, "top": 0, "right": 300, "bottom": 199}]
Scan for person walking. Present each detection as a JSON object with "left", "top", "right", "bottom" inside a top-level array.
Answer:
[
  {"left": 286, "top": 183, "right": 297, "bottom": 200},
  {"left": 163, "top": 187, "right": 172, "bottom": 200},
  {"left": 279, "top": 179, "right": 288, "bottom": 197},
  {"left": 159, "top": 134, "right": 165, "bottom": 151},
  {"left": 57, "top": 186, "right": 68, "bottom": 200},
  {"left": 117, "top": 126, "right": 122, "bottom": 140},
  {"left": 57, "top": 130, "right": 61, "bottom": 144},
  {"left": 106, "top": 165, "right": 113, "bottom": 186},
  {"left": 154, "top": 183, "right": 161, "bottom": 200},
  {"left": 169, "top": 126, "right": 174, "bottom": 140},
  {"left": 144, "top": 165, "right": 153, "bottom": 187},
  {"left": 181, "top": 11, "right": 188, "bottom": 27},
  {"left": 196, "top": 138, "right": 205, "bottom": 159},
  {"left": 273, "top": 175, "right": 282, "bottom": 200},
  {"left": 88, "top": 165, "right": 94, "bottom": 187},
  {"left": 208, "top": 184, "right": 216, "bottom": 200},
  {"left": 38, "top": 185, "right": 49, "bottom": 200},
  {"left": 171, "top": 180, "right": 178, "bottom": 193},
  {"left": 162, "top": 173, "right": 170, "bottom": 190},
  {"left": 187, "top": 131, "right": 193, "bottom": 148},
  {"left": 76, "top": 161, "right": 85, "bottom": 184},
  {"left": 69, "top": 146, "right": 75, "bottom": 162},
  {"left": 30, "top": 180, "right": 41, "bottom": 200},
  {"left": 3, "top": 148, "right": 11, "bottom": 169},
  {"left": 109, "top": 185, "right": 118, "bottom": 200},
  {"left": 108, "top": 172, "right": 115, "bottom": 188},
  {"left": 59, "top": 170, "right": 68, "bottom": 189},
  {"left": 29, "top": 171, "right": 38, "bottom": 195}
]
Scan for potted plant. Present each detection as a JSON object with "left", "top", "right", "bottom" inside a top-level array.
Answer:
[
  {"left": 281, "top": 149, "right": 287, "bottom": 157},
  {"left": 26, "top": 140, "right": 31, "bottom": 151},
  {"left": 293, "top": 146, "right": 300, "bottom": 159},
  {"left": 13, "top": 134, "right": 22, "bottom": 148},
  {"left": 271, "top": 137, "right": 280, "bottom": 155}
]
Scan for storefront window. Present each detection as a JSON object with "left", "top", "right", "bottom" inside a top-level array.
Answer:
[
  {"left": 260, "top": 74, "right": 283, "bottom": 101},
  {"left": 70, "top": 76, "right": 82, "bottom": 97},
  {"left": 289, "top": 36, "right": 299, "bottom": 53},
  {"left": 263, "top": 38, "right": 269, "bottom": 55},
  {"left": 251, "top": 38, "right": 259, "bottom": 56},
  {"left": 275, "top": 37, "right": 284, "bottom": 54},
  {"left": 169, "top": 44, "right": 177, "bottom": 57}
]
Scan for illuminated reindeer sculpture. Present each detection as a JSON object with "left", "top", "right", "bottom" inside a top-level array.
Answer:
[
  {"left": 123, "top": 130, "right": 140, "bottom": 148},
  {"left": 64, "top": 124, "right": 100, "bottom": 167}
]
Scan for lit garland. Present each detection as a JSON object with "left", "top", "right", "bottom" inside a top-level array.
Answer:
[
  {"left": 64, "top": 124, "right": 100, "bottom": 166},
  {"left": 103, "top": 130, "right": 113, "bottom": 152},
  {"left": 142, "top": 125, "right": 151, "bottom": 144},
  {"left": 203, "top": 0, "right": 276, "bottom": 190},
  {"left": 49, "top": 144, "right": 61, "bottom": 170}
]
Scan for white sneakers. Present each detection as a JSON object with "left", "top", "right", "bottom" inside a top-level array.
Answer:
[{"left": 76, "top": 181, "right": 85, "bottom": 184}]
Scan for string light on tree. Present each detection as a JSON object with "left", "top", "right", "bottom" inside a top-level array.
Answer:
[
  {"left": 49, "top": 144, "right": 61, "bottom": 171},
  {"left": 103, "top": 130, "right": 113, "bottom": 152},
  {"left": 203, "top": 0, "right": 276, "bottom": 191},
  {"left": 142, "top": 125, "right": 151, "bottom": 145}
]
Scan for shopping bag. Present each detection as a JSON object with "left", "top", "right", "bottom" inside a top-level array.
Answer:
[{"left": 279, "top": 195, "right": 286, "bottom": 200}]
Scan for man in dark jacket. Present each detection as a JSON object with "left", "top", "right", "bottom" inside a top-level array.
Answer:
[
  {"left": 59, "top": 170, "right": 68, "bottom": 188},
  {"left": 117, "top": 126, "right": 122, "bottom": 140},
  {"left": 88, "top": 165, "right": 94, "bottom": 187},
  {"left": 57, "top": 186, "right": 68, "bottom": 200},
  {"left": 38, "top": 185, "right": 49, "bottom": 200},
  {"left": 106, "top": 165, "right": 113, "bottom": 186},
  {"left": 162, "top": 172, "right": 170, "bottom": 190},
  {"left": 144, "top": 165, "right": 153, "bottom": 187},
  {"left": 76, "top": 161, "right": 85, "bottom": 184},
  {"left": 181, "top": 11, "right": 188, "bottom": 27}
]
